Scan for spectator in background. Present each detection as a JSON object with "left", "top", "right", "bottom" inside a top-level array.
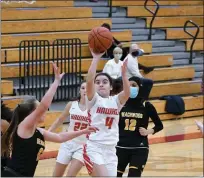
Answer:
[
  {"left": 125, "top": 44, "right": 154, "bottom": 100},
  {"left": 103, "top": 47, "right": 123, "bottom": 79},
  {"left": 125, "top": 44, "right": 145, "bottom": 79},
  {"left": 101, "top": 23, "right": 127, "bottom": 60}
]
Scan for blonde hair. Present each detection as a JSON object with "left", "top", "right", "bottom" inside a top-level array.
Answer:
[{"left": 113, "top": 47, "right": 122, "bottom": 54}]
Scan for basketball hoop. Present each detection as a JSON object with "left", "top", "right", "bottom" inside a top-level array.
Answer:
[{"left": 1, "top": 0, "right": 36, "bottom": 4}]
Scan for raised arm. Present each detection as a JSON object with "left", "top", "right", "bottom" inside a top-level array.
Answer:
[
  {"left": 86, "top": 49, "right": 104, "bottom": 101},
  {"left": 48, "top": 102, "right": 72, "bottom": 132},
  {"left": 118, "top": 59, "right": 130, "bottom": 105},
  {"left": 20, "top": 62, "right": 64, "bottom": 129}
]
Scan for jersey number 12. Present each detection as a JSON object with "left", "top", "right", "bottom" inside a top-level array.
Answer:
[{"left": 124, "top": 119, "right": 136, "bottom": 131}]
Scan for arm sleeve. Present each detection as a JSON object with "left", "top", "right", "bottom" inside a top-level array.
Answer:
[
  {"left": 146, "top": 102, "right": 163, "bottom": 134},
  {"left": 127, "top": 56, "right": 143, "bottom": 78}
]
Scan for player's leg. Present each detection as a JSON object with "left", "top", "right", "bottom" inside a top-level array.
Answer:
[
  {"left": 83, "top": 142, "right": 109, "bottom": 176},
  {"left": 66, "top": 146, "right": 84, "bottom": 176},
  {"left": 92, "top": 164, "right": 109, "bottom": 176},
  {"left": 128, "top": 148, "right": 149, "bottom": 177},
  {"left": 53, "top": 162, "right": 68, "bottom": 177},
  {"left": 116, "top": 147, "right": 131, "bottom": 177},
  {"left": 105, "top": 147, "right": 118, "bottom": 176},
  {"left": 53, "top": 143, "right": 73, "bottom": 176},
  {"left": 66, "top": 158, "right": 84, "bottom": 176}
]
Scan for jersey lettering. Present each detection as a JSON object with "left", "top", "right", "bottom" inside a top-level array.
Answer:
[{"left": 36, "top": 147, "right": 44, "bottom": 161}]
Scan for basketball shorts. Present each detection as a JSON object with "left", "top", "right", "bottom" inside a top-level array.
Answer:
[
  {"left": 83, "top": 140, "right": 118, "bottom": 176},
  {"left": 56, "top": 140, "right": 84, "bottom": 165},
  {"left": 116, "top": 147, "right": 149, "bottom": 176}
]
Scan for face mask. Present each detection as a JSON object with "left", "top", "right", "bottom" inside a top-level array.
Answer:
[
  {"left": 130, "top": 87, "right": 139, "bottom": 98},
  {"left": 114, "top": 53, "right": 122, "bottom": 60},
  {"left": 131, "top": 49, "right": 144, "bottom": 57}
]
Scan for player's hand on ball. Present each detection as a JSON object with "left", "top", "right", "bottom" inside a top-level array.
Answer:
[
  {"left": 89, "top": 48, "right": 105, "bottom": 60},
  {"left": 139, "top": 127, "right": 148, "bottom": 136},
  {"left": 83, "top": 126, "right": 99, "bottom": 134}
]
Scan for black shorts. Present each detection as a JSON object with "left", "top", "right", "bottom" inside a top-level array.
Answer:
[
  {"left": 116, "top": 147, "right": 149, "bottom": 173},
  {"left": 1, "top": 167, "right": 22, "bottom": 177}
]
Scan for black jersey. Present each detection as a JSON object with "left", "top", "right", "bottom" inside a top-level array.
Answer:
[
  {"left": 7, "top": 129, "right": 45, "bottom": 177},
  {"left": 117, "top": 102, "right": 163, "bottom": 148}
]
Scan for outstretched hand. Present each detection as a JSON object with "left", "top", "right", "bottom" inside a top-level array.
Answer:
[
  {"left": 52, "top": 62, "right": 65, "bottom": 83},
  {"left": 83, "top": 126, "right": 99, "bottom": 134},
  {"left": 89, "top": 48, "right": 105, "bottom": 60},
  {"left": 121, "top": 58, "right": 128, "bottom": 76}
]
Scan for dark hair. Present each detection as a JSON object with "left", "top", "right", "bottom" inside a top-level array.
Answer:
[
  {"left": 129, "top": 76, "right": 153, "bottom": 100},
  {"left": 69, "top": 81, "right": 86, "bottom": 102},
  {"left": 111, "top": 78, "right": 123, "bottom": 95},
  {"left": 1, "top": 100, "right": 13, "bottom": 123},
  {"left": 1, "top": 98, "right": 37, "bottom": 157},
  {"left": 101, "top": 23, "right": 111, "bottom": 31},
  {"left": 95, "top": 73, "right": 113, "bottom": 87}
]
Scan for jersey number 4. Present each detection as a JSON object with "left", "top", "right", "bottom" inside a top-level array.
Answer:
[
  {"left": 124, "top": 119, "right": 136, "bottom": 131},
  {"left": 105, "top": 117, "right": 114, "bottom": 129},
  {"left": 74, "top": 122, "right": 88, "bottom": 131}
]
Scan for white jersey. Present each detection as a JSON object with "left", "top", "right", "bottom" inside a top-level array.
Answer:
[
  {"left": 67, "top": 101, "right": 89, "bottom": 144},
  {"left": 86, "top": 93, "right": 122, "bottom": 146}
]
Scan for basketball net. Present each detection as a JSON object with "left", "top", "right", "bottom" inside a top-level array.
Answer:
[{"left": 1, "top": 0, "right": 36, "bottom": 4}]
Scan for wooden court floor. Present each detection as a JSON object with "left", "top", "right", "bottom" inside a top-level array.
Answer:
[{"left": 35, "top": 138, "right": 203, "bottom": 177}]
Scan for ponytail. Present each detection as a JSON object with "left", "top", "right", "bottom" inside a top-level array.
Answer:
[{"left": 1, "top": 105, "right": 20, "bottom": 157}]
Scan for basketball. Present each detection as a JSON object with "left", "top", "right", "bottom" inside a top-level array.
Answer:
[{"left": 88, "top": 27, "right": 113, "bottom": 53}]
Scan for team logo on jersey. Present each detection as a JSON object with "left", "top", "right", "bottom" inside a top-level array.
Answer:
[
  {"left": 121, "top": 112, "right": 143, "bottom": 118},
  {"left": 71, "top": 114, "right": 89, "bottom": 122},
  {"left": 96, "top": 107, "right": 118, "bottom": 115},
  {"left": 37, "top": 138, "right": 45, "bottom": 147}
]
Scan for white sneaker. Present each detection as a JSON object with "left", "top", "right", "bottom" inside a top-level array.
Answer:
[{"left": 195, "top": 120, "right": 204, "bottom": 134}]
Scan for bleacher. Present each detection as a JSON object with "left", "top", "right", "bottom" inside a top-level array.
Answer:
[{"left": 1, "top": 0, "right": 203, "bottom": 176}]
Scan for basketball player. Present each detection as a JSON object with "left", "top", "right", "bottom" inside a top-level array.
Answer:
[
  {"left": 1, "top": 100, "right": 13, "bottom": 134},
  {"left": 1, "top": 63, "right": 98, "bottom": 177},
  {"left": 117, "top": 76, "right": 163, "bottom": 177},
  {"left": 1, "top": 100, "right": 13, "bottom": 171},
  {"left": 83, "top": 49, "right": 130, "bottom": 176},
  {"left": 48, "top": 81, "right": 89, "bottom": 177}
]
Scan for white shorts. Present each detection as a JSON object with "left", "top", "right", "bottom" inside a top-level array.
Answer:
[
  {"left": 83, "top": 140, "right": 118, "bottom": 176},
  {"left": 56, "top": 140, "right": 84, "bottom": 165}
]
